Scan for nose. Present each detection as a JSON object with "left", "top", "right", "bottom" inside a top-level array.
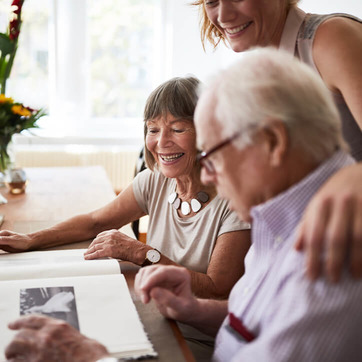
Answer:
[
  {"left": 217, "top": 1, "right": 237, "bottom": 25},
  {"left": 158, "top": 129, "right": 173, "bottom": 148},
  {"left": 201, "top": 167, "right": 216, "bottom": 186}
]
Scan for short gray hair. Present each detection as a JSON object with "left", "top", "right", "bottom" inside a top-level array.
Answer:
[{"left": 204, "top": 47, "right": 348, "bottom": 163}]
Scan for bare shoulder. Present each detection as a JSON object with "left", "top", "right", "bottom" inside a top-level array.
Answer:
[
  {"left": 313, "top": 16, "right": 362, "bottom": 91},
  {"left": 314, "top": 16, "right": 362, "bottom": 59}
]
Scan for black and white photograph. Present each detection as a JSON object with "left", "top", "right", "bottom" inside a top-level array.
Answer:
[{"left": 20, "top": 286, "right": 80, "bottom": 330}]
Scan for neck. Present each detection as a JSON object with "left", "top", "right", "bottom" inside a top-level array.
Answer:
[
  {"left": 174, "top": 170, "right": 214, "bottom": 201},
  {"left": 266, "top": 151, "right": 321, "bottom": 201},
  {"left": 175, "top": 171, "right": 202, "bottom": 200}
]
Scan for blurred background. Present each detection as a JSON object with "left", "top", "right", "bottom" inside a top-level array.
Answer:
[{"left": 0, "top": 0, "right": 361, "bottom": 192}]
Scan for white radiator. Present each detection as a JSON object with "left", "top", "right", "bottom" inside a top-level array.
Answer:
[{"left": 14, "top": 146, "right": 139, "bottom": 192}]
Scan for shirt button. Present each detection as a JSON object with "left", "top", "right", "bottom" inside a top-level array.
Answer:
[
  {"left": 275, "top": 236, "right": 283, "bottom": 245},
  {"left": 243, "top": 287, "right": 250, "bottom": 296}
]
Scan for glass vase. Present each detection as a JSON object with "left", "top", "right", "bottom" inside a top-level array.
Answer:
[{"left": 0, "top": 135, "right": 13, "bottom": 179}]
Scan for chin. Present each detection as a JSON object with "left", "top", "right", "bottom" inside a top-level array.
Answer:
[{"left": 229, "top": 40, "right": 255, "bottom": 53}]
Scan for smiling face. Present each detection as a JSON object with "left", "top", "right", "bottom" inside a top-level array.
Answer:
[
  {"left": 204, "top": 0, "right": 288, "bottom": 52},
  {"left": 145, "top": 112, "right": 198, "bottom": 179}
]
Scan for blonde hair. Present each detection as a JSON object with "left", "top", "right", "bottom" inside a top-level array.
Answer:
[{"left": 191, "top": 0, "right": 300, "bottom": 50}]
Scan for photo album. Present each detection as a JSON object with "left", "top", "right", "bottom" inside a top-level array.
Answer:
[{"left": 0, "top": 249, "right": 156, "bottom": 361}]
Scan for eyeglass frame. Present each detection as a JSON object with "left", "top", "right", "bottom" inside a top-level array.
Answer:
[{"left": 197, "top": 130, "right": 243, "bottom": 174}]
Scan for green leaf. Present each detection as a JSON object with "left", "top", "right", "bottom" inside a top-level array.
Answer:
[{"left": 0, "top": 33, "right": 15, "bottom": 56}]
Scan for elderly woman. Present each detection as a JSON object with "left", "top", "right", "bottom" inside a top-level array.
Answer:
[
  {"left": 192, "top": 0, "right": 362, "bottom": 281},
  {"left": 0, "top": 76, "right": 250, "bottom": 301}
]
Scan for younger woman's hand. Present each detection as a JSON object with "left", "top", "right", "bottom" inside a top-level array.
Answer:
[{"left": 295, "top": 163, "right": 362, "bottom": 282}]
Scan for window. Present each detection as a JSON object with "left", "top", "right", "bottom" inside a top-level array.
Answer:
[{"left": 1, "top": 0, "right": 165, "bottom": 141}]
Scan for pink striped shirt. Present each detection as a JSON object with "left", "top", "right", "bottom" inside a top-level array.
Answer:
[{"left": 213, "top": 151, "right": 362, "bottom": 361}]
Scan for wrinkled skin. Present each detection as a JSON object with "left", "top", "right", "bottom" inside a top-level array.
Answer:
[{"left": 5, "top": 315, "right": 109, "bottom": 362}]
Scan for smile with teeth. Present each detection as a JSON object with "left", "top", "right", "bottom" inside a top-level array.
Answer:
[
  {"left": 159, "top": 153, "right": 184, "bottom": 162},
  {"left": 225, "top": 21, "right": 252, "bottom": 35}
]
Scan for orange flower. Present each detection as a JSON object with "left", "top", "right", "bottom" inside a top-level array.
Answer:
[
  {"left": 11, "top": 104, "right": 32, "bottom": 117},
  {"left": 0, "top": 94, "right": 14, "bottom": 104}
]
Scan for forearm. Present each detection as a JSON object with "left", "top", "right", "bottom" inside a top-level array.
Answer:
[
  {"left": 189, "top": 270, "right": 234, "bottom": 299},
  {"left": 28, "top": 213, "right": 105, "bottom": 250},
  {"left": 152, "top": 255, "right": 235, "bottom": 299},
  {"left": 187, "top": 298, "right": 228, "bottom": 336}
]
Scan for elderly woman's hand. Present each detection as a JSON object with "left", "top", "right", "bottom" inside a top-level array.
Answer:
[
  {"left": 295, "top": 163, "right": 362, "bottom": 282},
  {"left": 0, "top": 230, "right": 33, "bottom": 252},
  {"left": 5, "top": 315, "right": 109, "bottom": 362},
  {"left": 135, "top": 265, "right": 199, "bottom": 323},
  {"left": 84, "top": 229, "right": 142, "bottom": 263}
]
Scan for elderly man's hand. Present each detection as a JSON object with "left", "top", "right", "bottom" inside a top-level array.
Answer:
[
  {"left": 295, "top": 163, "right": 362, "bottom": 282},
  {"left": 135, "top": 265, "right": 199, "bottom": 323},
  {"left": 6, "top": 315, "right": 109, "bottom": 362}
]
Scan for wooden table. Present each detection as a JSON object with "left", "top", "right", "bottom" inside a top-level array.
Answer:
[{"left": 0, "top": 166, "right": 194, "bottom": 362}]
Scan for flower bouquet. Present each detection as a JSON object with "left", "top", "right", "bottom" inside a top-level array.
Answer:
[
  {"left": 0, "top": 94, "right": 45, "bottom": 172},
  {"left": 0, "top": 0, "right": 46, "bottom": 174}
]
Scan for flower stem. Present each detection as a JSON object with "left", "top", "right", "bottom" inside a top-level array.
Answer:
[{"left": 0, "top": 145, "right": 9, "bottom": 174}]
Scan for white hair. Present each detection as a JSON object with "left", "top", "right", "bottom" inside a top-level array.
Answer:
[{"left": 204, "top": 47, "right": 348, "bottom": 163}]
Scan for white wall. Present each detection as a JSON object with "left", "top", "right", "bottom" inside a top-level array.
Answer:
[{"left": 169, "top": 0, "right": 362, "bottom": 82}]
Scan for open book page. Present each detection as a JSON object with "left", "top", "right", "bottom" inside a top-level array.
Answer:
[
  {"left": 0, "top": 249, "right": 120, "bottom": 281},
  {"left": 0, "top": 273, "right": 157, "bottom": 361}
]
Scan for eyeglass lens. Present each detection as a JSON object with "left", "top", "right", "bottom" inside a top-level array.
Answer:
[{"left": 201, "top": 158, "right": 215, "bottom": 173}]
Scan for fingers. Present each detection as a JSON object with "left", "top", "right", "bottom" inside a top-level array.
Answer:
[
  {"left": 8, "top": 315, "right": 53, "bottom": 330},
  {"left": 324, "top": 195, "right": 352, "bottom": 282},
  {"left": 135, "top": 268, "right": 196, "bottom": 322},
  {"left": 150, "top": 287, "right": 186, "bottom": 319},
  {"left": 303, "top": 198, "right": 331, "bottom": 281},
  {"left": 0, "top": 231, "right": 30, "bottom": 252},
  {"left": 85, "top": 230, "right": 124, "bottom": 259},
  {"left": 350, "top": 198, "right": 362, "bottom": 278},
  {"left": 135, "top": 265, "right": 161, "bottom": 303},
  {"left": 0, "top": 231, "right": 17, "bottom": 250},
  {"left": 6, "top": 316, "right": 56, "bottom": 361},
  {"left": 84, "top": 245, "right": 105, "bottom": 260},
  {"left": 297, "top": 191, "right": 361, "bottom": 282},
  {"left": 84, "top": 234, "right": 109, "bottom": 259},
  {"left": 135, "top": 265, "right": 190, "bottom": 304},
  {"left": 0, "top": 230, "right": 14, "bottom": 237},
  {"left": 5, "top": 330, "right": 37, "bottom": 361}
]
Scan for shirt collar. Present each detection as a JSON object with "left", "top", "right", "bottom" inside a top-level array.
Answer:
[{"left": 250, "top": 151, "right": 355, "bottom": 242}]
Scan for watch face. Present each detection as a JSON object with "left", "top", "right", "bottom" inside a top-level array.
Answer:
[{"left": 147, "top": 249, "right": 161, "bottom": 263}]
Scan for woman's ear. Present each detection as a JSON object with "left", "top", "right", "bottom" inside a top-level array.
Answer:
[{"left": 262, "top": 120, "right": 289, "bottom": 167}]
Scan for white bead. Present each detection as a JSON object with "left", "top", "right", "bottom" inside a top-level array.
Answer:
[
  {"left": 191, "top": 198, "right": 202, "bottom": 212},
  {"left": 173, "top": 198, "right": 181, "bottom": 209},
  {"left": 168, "top": 192, "right": 177, "bottom": 204},
  {"left": 181, "top": 201, "right": 191, "bottom": 215}
]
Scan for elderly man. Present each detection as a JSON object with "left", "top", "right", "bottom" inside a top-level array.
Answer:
[{"left": 135, "top": 48, "right": 362, "bottom": 361}]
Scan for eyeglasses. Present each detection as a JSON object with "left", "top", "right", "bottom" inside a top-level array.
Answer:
[{"left": 197, "top": 131, "right": 242, "bottom": 174}]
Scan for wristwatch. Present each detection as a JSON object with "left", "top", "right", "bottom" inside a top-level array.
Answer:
[{"left": 142, "top": 248, "right": 161, "bottom": 267}]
